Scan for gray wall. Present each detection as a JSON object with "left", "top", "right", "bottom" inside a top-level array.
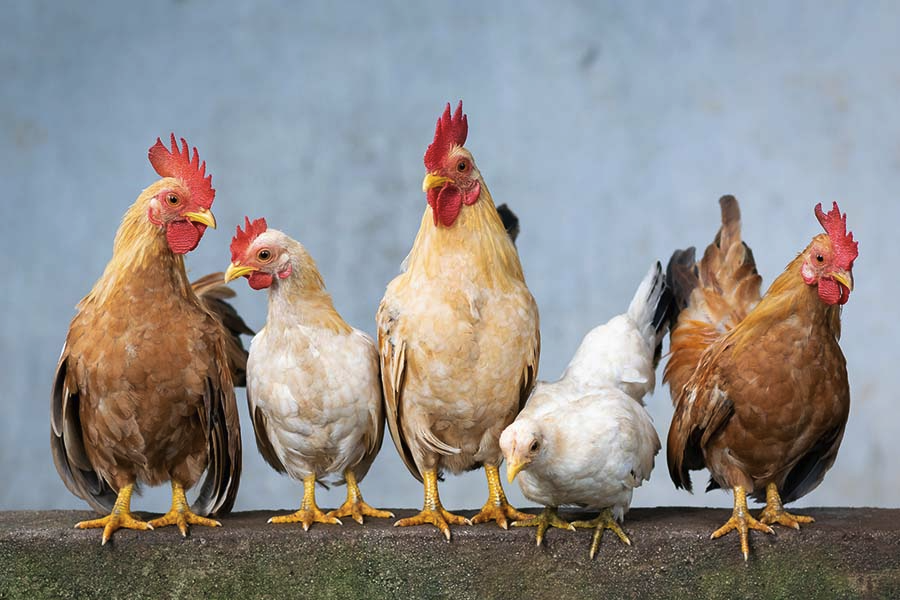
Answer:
[{"left": 3, "top": 1, "right": 897, "bottom": 513}]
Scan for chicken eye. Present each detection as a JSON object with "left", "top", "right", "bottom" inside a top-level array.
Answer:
[
  {"left": 166, "top": 194, "right": 180, "bottom": 206},
  {"left": 257, "top": 249, "right": 272, "bottom": 262},
  {"left": 457, "top": 160, "right": 467, "bottom": 172},
  {"left": 816, "top": 254, "right": 824, "bottom": 263},
  {"left": 530, "top": 441, "right": 539, "bottom": 452}
]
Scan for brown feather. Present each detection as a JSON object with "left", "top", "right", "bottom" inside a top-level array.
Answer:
[
  {"left": 191, "top": 272, "right": 253, "bottom": 387},
  {"left": 51, "top": 185, "right": 241, "bottom": 516},
  {"left": 665, "top": 196, "right": 850, "bottom": 503}
]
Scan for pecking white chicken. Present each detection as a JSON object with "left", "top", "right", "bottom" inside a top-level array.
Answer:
[{"left": 500, "top": 262, "right": 670, "bottom": 558}]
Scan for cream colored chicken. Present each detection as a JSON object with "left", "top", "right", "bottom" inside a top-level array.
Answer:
[
  {"left": 501, "top": 263, "right": 669, "bottom": 557},
  {"left": 226, "top": 218, "right": 391, "bottom": 529},
  {"left": 377, "top": 101, "right": 540, "bottom": 540}
]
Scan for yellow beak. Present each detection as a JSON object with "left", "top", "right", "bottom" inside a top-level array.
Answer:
[
  {"left": 422, "top": 172, "right": 452, "bottom": 193},
  {"left": 832, "top": 270, "right": 853, "bottom": 291},
  {"left": 183, "top": 208, "right": 217, "bottom": 229},
  {"left": 224, "top": 262, "right": 257, "bottom": 283},
  {"left": 506, "top": 457, "right": 528, "bottom": 483}
]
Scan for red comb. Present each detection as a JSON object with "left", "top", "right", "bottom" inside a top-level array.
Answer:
[
  {"left": 815, "top": 202, "right": 858, "bottom": 270},
  {"left": 424, "top": 101, "right": 468, "bottom": 171},
  {"left": 148, "top": 134, "right": 215, "bottom": 209},
  {"left": 231, "top": 216, "right": 268, "bottom": 262}
]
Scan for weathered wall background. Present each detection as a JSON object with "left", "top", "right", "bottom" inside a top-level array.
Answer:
[{"left": 1, "top": 1, "right": 898, "bottom": 514}]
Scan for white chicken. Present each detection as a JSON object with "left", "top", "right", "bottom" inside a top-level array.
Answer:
[
  {"left": 225, "top": 217, "right": 392, "bottom": 529},
  {"left": 500, "top": 262, "right": 669, "bottom": 557}
]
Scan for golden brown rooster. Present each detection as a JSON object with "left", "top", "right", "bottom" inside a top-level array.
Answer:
[
  {"left": 665, "top": 196, "right": 858, "bottom": 560},
  {"left": 50, "top": 135, "right": 246, "bottom": 544},
  {"left": 377, "top": 101, "right": 540, "bottom": 540}
]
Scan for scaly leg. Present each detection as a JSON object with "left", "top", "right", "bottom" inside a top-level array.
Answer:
[
  {"left": 471, "top": 464, "right": 531, "bottom": 529},
  {"left": 75, "top": 483, "right": 153, "bottom": 545},
  {"left": 511, "top": 506, "right": 575, "bottom": 546},
  {"left": 394, "top": 469, "right": 470, "bottom": 541},
  {"left": 269, "top": 474, "right": 342, "bottom": 530},
  {"left": 710, "top": 485, "right": 774, "bottom": 561},
  {"left": 149, "top": 481, "right": 222, "bottom": 537},
  {"left": 571, "top": 507, "right": 631, "bottom": 559},
  {"left": 326, "top": 470, "right": 394, "bottom": 524},
  {"left": 758, "top": 482, "right": 815, "bottom": 530}
]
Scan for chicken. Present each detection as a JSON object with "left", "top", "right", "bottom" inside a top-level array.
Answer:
[
  {"left": 501, "top": 263, "right": 669, "bottom": 558},
  {"left": 224, "top": 218, "right": 391, "bottom": 529},
  {"left": 50, "top": 135, "right": 245, "bottom": 544},
  {"left": 665, "top": 196, "right": 858, "bottom": 560},
  {"left": 377, "top": 101, "right": 540, "bottom": 539}
]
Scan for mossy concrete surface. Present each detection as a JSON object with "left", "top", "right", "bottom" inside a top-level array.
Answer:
[{"left": 1, "top": 507, "right": 898, "bottom": 599}]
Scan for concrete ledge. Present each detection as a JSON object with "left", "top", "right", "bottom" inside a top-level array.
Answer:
[{"left": 1, "top": 508, "right": 898, "bottom": 599}]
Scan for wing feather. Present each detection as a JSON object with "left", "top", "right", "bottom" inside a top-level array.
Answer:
[{"left": 376, "top": 301, "right": 422, "bottom": 483}]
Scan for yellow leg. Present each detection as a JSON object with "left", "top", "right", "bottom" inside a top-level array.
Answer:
[
  {"left": 394, "top": 469, "right": 470, "bottom": 541},
  {"left": 326, "top": 470, "right": 395, "bottom": 524},
  {"left": 149, "top": 481, "right": 222, "bottom": 537},
  {"left": 511, "top": 506, "right": 575, "bottom": 546},
  {"left": 759, "top": 482, "right": 815, "bottom": 530},
  {"left": 710, "top": 486, "right": 774, "bottom": 561},
  {"left": 471, "top": 464, "right": 531, "bottom": 529},
  {"left": 269, "top": 474, "right": 342, "bottom": 530},
  {"left": 571, "top": 507, "right": 631, "bottom": 559},
  {"left": 75, "top": 483, "right": 152, "bottom": 545}
]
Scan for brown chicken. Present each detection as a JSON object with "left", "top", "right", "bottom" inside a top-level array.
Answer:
[
  {"left": 665, "top": 196, "right": 858, "bottom": 560},
  {"left": 50, "top": 135, "right": 247, "bottom": 544},
  {"left": 377, "top": 102, "right": 540, "bottom": 539}
]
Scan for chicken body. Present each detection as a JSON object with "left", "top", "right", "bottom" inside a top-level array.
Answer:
[
  {"left": 665, "top": 196, "right": 857, "bottom": 560},
  {"left": 227, "top": 224, "right": 390, "bottom": 528},
  {"left": 51, "top": 137, "right": 244, "bottom": 544},
  {"left": 378, "top": 102, "right": 540, "bottom": 539},
  {"left": 501, "top": 263, "right": 667, "bottom": 556}
]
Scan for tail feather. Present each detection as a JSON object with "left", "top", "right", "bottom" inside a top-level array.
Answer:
[
  {"left": 496, "top": 203, "right": 520, "bottom": 245},
  {"left": 192, "top": 273, "right": 254, "bottom": 388},
  {"left": 627, "top": 261, "right": 676, "bottom": 368},
  {"left": 663, "top": 195, "right": 762, "bottom": 403}
]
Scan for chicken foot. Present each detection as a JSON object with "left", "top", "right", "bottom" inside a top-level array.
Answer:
[
  {"left": 759, "top": 482, "right": 815, "bottom": 530},
  {"left": 711, "top": 485, "right": 774, "bottom": 560},
  {"left": 511, "top": 505, "right": 575, "bottom": 546},
  {"left": 326, "top": 470, "right": 394, "bottom": 524},
  {"left": 75, "top": 482, "right": 153, "bottom": 545},
  {"left": 269, "top": 473, "right": 342, "bottom": 530},
  {"left": 149, "top": 481, "right": 222, "bottom": 536},
  {"left": 571, "top": 507, "right": 631, "bottom": 559},
  {"left": 471, "top": 464, "right": 531, "bottom": 529},
  {"left": 394, "top": 469, "right": 470, "bottom": 541}
]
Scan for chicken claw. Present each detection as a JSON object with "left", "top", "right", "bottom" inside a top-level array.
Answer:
[
  {"left": 758, "top": 482, "right": 815, "bottom": 530},
  {"left": 268, "top": 474, "right": 342, "bottom": 531},
  {"left": 149, "top": 481, "right": 221, "bottom": 537},
  {"left": 394, "top": 469, "right": 470, "bottom": 540},
  {"left": 511, "top": 506, "right": 575, "bottom": 546},
  {"left": 75, "top": 483, "right": 153, "bottom": 545},
  {"left": 326, "top": 470, "right": 394, "bottom": 524},
  {"left": 471, "top": 464, "right": 531, "bottom": 529},
  {"left": 711, "top": 486, "right": 774, "bottom": 560},
  {"left": 571, "top": 507, "right": 631, "bottom": 559}
]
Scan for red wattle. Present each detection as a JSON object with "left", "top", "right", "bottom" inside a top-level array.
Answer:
[
  {"left": 248, "top": 271, "right": 274, "bottom": 290},
  {"left": 166, "top": 221, "right": 206, "bottom": 254},
  {"left": 818, "top": 277, "right": 850, "bottom": 305},
  {"left": 427, "top": 184, "right": 463, "bottom": 227}
]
